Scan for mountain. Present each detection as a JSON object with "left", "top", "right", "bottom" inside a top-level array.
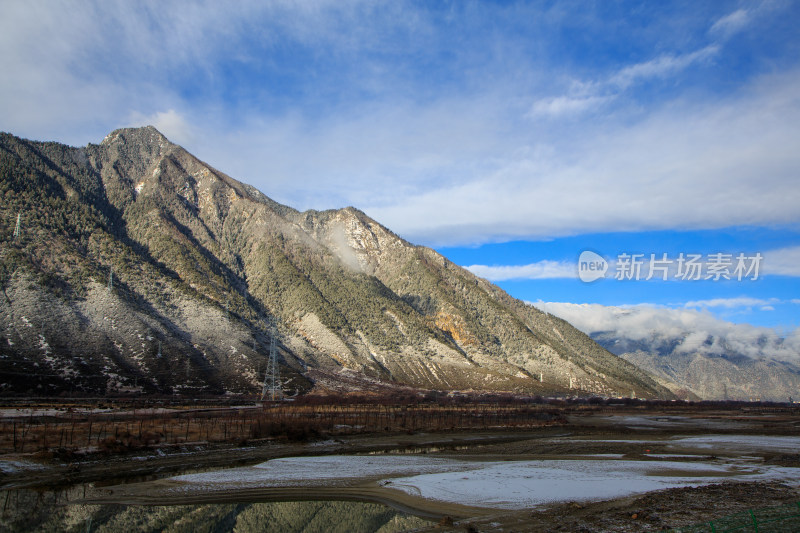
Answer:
[
  {"left": 618, "top": 347, "right": 800, "bottom": 402},
  {"left": 0, "top": 127, "right": 671, "bottom": 398},
  {"left": 535, "top": 302, "right": 800, "bottom": 402}
]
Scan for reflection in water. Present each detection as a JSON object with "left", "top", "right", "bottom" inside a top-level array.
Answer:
[
  {"left": 366, "top": 444, "right": 472, "bottom": 455},
  {"left": 1, "top": 487, "right": 430, "bottom": 532}
]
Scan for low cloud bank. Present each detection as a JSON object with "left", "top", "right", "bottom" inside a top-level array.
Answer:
[{"left": 532, "top": 301, "right": 800, "bottom": 362}]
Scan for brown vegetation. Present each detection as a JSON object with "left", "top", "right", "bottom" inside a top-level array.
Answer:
[
  {"left": 0, "top": 394, "right": 566, "bottom": 455},
  {"left": 2, "top": 393, "right": 797, "bottom": 457}
]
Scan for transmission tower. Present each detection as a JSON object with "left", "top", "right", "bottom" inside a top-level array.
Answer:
[
  {"left": 260, "top": 326, "right": 281, "bottom": 401},
  {"left": 12, "top": 212, "right": 21, "bottom": 239},
  {"left": 108, "top": 267, "right": 113, "bottom": 291}
]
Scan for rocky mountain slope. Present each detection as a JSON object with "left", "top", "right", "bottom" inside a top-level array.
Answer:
[
  {"left": 0, "top": 127, "right": 671, "bottom": 398},
  {"left": 534, "top": 302, "right": 799, "bottom": 402},
  {"left": 599, "top": 335, "right": 800, "bottom": 402}
]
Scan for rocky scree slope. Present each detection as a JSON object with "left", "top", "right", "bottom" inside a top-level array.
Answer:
[{"left": 0, "top": 127, "right": 671, "bottom": 398}]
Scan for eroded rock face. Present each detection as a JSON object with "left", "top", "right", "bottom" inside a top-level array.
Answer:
[
  {"left": 433, "top": 312, "right": 478, "bottom": 346},
  {"left": 0, "top": 127, "right": 670, "bottom": 398}
]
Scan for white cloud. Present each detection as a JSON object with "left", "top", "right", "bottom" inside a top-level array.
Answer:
[
  {"left": 534, "top": 302, "right": 701, "bottom": 341},
  {"left": 0, "top": 0, "right": 398, "bottom": 145},
  {"left": 684, "top": 297, "right": 779, "bottom": 309},
  {"left": 1, "top": 1, "right": 798, "bottom": 250},
  {"left": 609, "top": 45, "right": 719, "bottom": 89},
  {"left": 762, "top": 246, "right": 800, "bottom": 276},
  {"left": 709, "top": 2, "right": 789, "bottom": 41},
  {"left": 367, "top": 69, "right": 800, "bottom": 245},
  {"left": 533, "top": 301, "right": 800, "bottom": 362},
  {"left": 527, "top": 95, "right": 610, "bottom": 118},
  {"left": 187, "top": 95, "right": 514, "bottom": 211},
  {"left": 465, "top": 260, "right": 575, "bottom": 281},
  {"left": 526, "top": 44, "right": 718, "bottom": 120},
  {"left": 709, "top": 9, "right": 751, "bottom": 38}
]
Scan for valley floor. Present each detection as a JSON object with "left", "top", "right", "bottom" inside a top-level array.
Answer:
[{"left": 2, "top": 405, "right": 800, "bottom": 531}]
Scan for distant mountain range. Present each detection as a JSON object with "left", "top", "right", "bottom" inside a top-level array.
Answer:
[
  {"left": 0, "top": 127, "right": 670, "bottom": 398},
  {"left": 535, "top": 302, "right": 800, "bottom": 402}
]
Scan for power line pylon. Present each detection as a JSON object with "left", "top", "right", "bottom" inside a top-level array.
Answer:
[
  {"left": 12, "top": 212, "right": 21, "bottom": 240},
  {"left": 260, "top": 325, "right": 281, "bottom": 402}
]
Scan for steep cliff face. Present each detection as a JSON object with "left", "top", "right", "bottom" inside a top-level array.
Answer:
[{"left": 0, "top": 127, "right": 671, "bottom": 398}]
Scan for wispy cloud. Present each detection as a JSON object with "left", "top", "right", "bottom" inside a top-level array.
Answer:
[
  {"left": 465, "top": 260, "right": 575, "bottom": 281},
  {"left": 527, "top": 44, "right": 719, "bottom": 119},
  {"left": 710, "top": 8, "right": 752, "bottom": 38},
  {"left": 684, "top": 297, "right": 780, "bottom": 309},
  {"left": 708, "top": 1, "right": 790, "bottom": 43},
  {"left": 609, "top": 45, "right": 719, "bottom": 89},
  {"left": 1, "top": 1, "right": 798, "bottom": 249},
  {"left": 527, "top": 94, "right": 611, "bottom": 118},
  {"left": 528, "top": 3, "right": 728, "bottom": 122},
  {"left": 369, "top": 68, "right": 800, "bottom": 245},
  {"left": 0, "top": 0, "right": 414, "bottom": 145}
]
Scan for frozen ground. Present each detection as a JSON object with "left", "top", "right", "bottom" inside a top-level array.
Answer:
[
  {"left": 388, "top": 458, "right": 800, "bottom": 509},
  {"left": 668, "top": 435, "right": 800, "bottom": 454},
  {"left": 172, "top": 455, "right": 476, "bottom": 489},
  {"left": 172, "top": 449, "right": 800, "bottom": 510},
  {"left": 574, "top": 415, "right": 751, "bottom": 431}
]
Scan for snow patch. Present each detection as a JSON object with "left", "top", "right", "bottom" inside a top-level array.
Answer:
[
  {"left": 167, "top": 447, "right": 800, "bottom": 510},
  {"left": 174, "top": 455, "right": 472, "bottom": 488},
  {"left": 389, "top": 459, "right": 744, "bottom": 509},
  {"left": 669, "top": 435, "right": 800, "bottom": 453},
  {"left": 0, "top": 460, "right": 46, "bottom": 474}
]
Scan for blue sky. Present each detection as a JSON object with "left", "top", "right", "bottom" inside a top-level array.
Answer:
[
  {"left": 1, "top": 1, "right": 799, "bottom": 332},
  {"left": 441, "top": 228, "right": 800, "bottom": 330}
]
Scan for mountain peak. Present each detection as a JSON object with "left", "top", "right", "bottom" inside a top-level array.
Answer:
[{"left": 101, "top": 125, "right": 172, "bottom": 148}]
